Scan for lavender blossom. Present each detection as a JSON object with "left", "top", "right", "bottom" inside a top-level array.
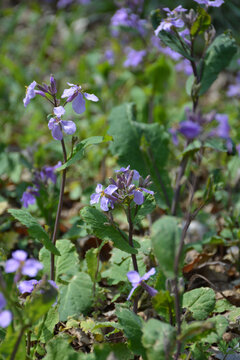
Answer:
[
  {"left": 90, "top": 184, "right": 118, "bottom": 211},
  {"left": 61, "top": 83, "right": 99, "bottom": 114},
  {"left": 48, "top": 106, "right": 76, "bottom": 140},
  {"left": 111, "top": 8, "right": 146, "bottom": 36},
  {"left": 5, "top": 250, "right": 43, "bottom": 282},
  {"left": 127, "top": 268, "right": 157, "bottom": 300},
  {"left": 193, "top": 0, "right": 224, "bottom": 7},
  {"left": 175, "top": 59, "right": 193, "bottom": 75},
  {"left": 104, "top": 49, "right": 115, "bottom": 65},
  {"left": 169, "top": 121, "right": 202, "bottom": 144},
  {"left": 0, "top": 293, "right": 12, "bottom": 328},
  {"left": 21, "top": 186, "right": 40, "bottom": 208},
  {"left": 23, "top": 81, "right": 37, "bottom": 107},
  {"left": 40, "top": 161, "right": 62, "bottom": 184},
  {"left": 124, "top": 48, "right": 146, "bottom": 68},
  {"left": 155, "top": 6, "right": 187, "bottom": 36},
  {"left": 227, "top": 73, "right": 240, "bottom": 97}
]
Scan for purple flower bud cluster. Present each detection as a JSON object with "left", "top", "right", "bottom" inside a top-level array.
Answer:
[
  {"left": 127, "top": 268, "right": 157, "bottom": 300},
  {"left": 169, "top": 108, "right": 232, "bottom": 148},
  {"left": 5, "top": 250, "right": 43, "bottom": 283},
  {"left": 0, "top": 293, "right": 12, "bottom": 328},
  {"left": 90, "top": 165, "right": 154, "bottom": 212},
  {"left": 21, "top": 161, "right": 61, "bottom": 208}
]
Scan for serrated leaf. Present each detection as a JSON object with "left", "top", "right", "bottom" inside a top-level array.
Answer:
[
  {"left": 116, "top": 306, "right": 146, "bottom": 358},
  {"left": 58, "top": 136, "right": 112, "bottom": 171},
  {"left": 58, "top": 272, "right": 93, "bottom": 321},
  {"left": 8, "top": 209, "right": 60, "bottom": 256},
  {"left": 142, "top": 319, "right": 176, "bottom": 360},
  {"left": 39, "top": 239, "right": 79, "bottom": 280},
  {"left": 80, "top": 206, "right": 137, "bottom": 254},
  {"left": 200, "top": 33, "right": 237, "bottom": 95},
  {"left": 151, "top": 216, "right": 181, "bottom": 278},
  {"left": 183, "top": 287, "right": 216, "bottom": 320}
]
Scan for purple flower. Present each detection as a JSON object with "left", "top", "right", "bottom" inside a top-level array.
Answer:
[
  {"left": 61, "top": 83, "right": 99, "bottom": 114},
  {"left": 111, "top": 8, "right": 146, "bottom": 35},
  {"left": 175, "top": 59, "right": 193, "bottom": 75},
  {"left": 48, "top": 106, "right": 76, "bottom": 140},
  {"left": 179, "top": 121, "right": 202, "bottom": 139},
  {"left": 5, "top": 250, "right": 43, "bottom": 282},
  {"left": 90, "top": 184, "right": 118, "bottom": 211},
  {"left": 115, "top": 165, "right": 139, "bottom": 181},
  {"left": 18, "top": 279, "right": 38, "bottom": 294},
  {"left": 105, "top": 49, "right": 115, "bottom": 65},
  {"left": 0, "top": 293, "right": 12, "bottom": 328},
  {"left": 21, "top": 186, "right": 40, "bottom": 208},
  {"left": 131, "top": 187, "right": 154, "bottom": 205},
  {"left": 154, "top": 6, "right": 187, "bottom": 36},
  {"left": 40, "top": 161, "right": 62, "bottom": 184},
  {"left": 124, "top": 48, "right": 146, "bottom": 68},
  {"left": 193, "top": 0, "right": 224, "bottom": 7},
  {"left": 23, "top": 81, "right": 37, "bottom": 107},
  {"left": 127, "top": 268, "right": 157, "bottom": 300},
  {"left": 227, "top": 73, "right": 240, "bottom": 97},
  {"left": 215, "top": 114, "right": 230, "bottom": 139}
]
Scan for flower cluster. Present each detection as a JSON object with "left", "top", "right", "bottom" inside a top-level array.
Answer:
[
  {"left": 21, "top": 161, "right": 61, "bottom": 208},
  {"left": 127, "top": 268, "right": 157, "bottom": 300},
  {"left": 154, "top": 6, "right": 187, "bottom": 36},
  {"left": 0, "top": 293, "right": 12, "bottom": 328},
  {"left": 90, "top": 166, "right": 154, "bottom": 211},
  {"left": 111, "top": 7, "right": 146, "bottom": 36}
]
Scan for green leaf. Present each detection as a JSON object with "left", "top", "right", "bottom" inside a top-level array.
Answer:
[
  {"left": 116, "top": 306, "right": 146, "bottom": 358},
  {"left": 183, "top": 287, "right": 216, "bottom": 320},
  {"left": 190, "top": 7, "right": 211, "bottom": 36},
  {"left": 142, "top": 319, "right": 177, "bottom": 360},
  {"left": 44, "top": 334, "right": 83, "bottom": 359},
  {"left": 152, "top": 290, "right": 175, "bottom": 323},
  {"left": 94, "top": 343, "right": 132, "bottom": 360},
  {"left": 0, "top": 327, "right": 26, "bottom": 360},
  {"left": 58, "top": 272, "right": 93, "bottom": 321},
  {"left": 8, "top": 209, "right": 60, "bottom": 256},
  {"left": 80, "top": 206, "right": 138, "bottom": 254},
  {"left": 180, "top": 320, "right": 214, "bottom": 343},
  {"left": 39, "top": 239, "right": 79, "bottom": 281},
  {"left": 86, "top": 248, "right": 101, "bottom": 282},
  {"left": 200, "top": 315, "right": 228, "bottom": 344},
  {"left": 213, "top": 299, "right": 235, "bottom": 314},
  {"left": 200, "top": 32, "right": 237, "bottom": 95},
  {"left": 58, "top": 136, "right": 112, "bottom": 171},
  {"left": 108, "top": 103, "right": 172, "bottom": 208},
  {"left": 151, "top": 216, "right": 181, "bottom": 278},
  {"left": 38, "top": 306, "right": 59, "bottom": 343}
]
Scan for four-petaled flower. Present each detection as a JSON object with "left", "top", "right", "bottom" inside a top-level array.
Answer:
[
  {"left": 127, "top": 268, "right": 157, "bottom": 300},
  {"left": 155, "top": 5, "right": 187, "bottom": 36},
  {"left": 5, "top": 250, "right": 43, "bottom": 282},
  {"left": 193, "top": 0, "right": 224, "bottom": 7},
  {"left": 48, "top": 106, "right": 76, "bottom": 141},
  {"left": 0, "top": 293, "right": 12, "bottom": 328},
  {"left": 90, "top": 184, "right": 118, "bottom": 211},
  {"left": 21, "top": 186, "right": 39, "bottom": 208},
  {"left": 61, "top": 83, "right": 99, "bottom": 114},
  {"left": 23, "top": 81, "right": 37, "bottom": 107}
]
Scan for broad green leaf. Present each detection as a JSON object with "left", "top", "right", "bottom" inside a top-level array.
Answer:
[
  {"left": 190, "top": 7, "right": 211, "bottom": 36},
  {"left": 183, "top": 287, "right": 216, "bottom": 320},
  {"left": 58, "top": 135, "right": 112, "bottom": 171},
  {"left": 39, "top": 239, "right": 79, "bottom": 281},
  {"left": 152, "top": 290, "right": 175, "bottom": 323},
  {"left": 182, "top": 138, "right": 228, "bottom": 157},
  {"left": 150, "top": 10, "right": 193, "bottom": 61},
  {"left": 200, "top": 33, "right": 237, "bottom": 95},
  {"left": 151, "top": 216, "right": 181, "bottom": 278},
  {"left": 58, "top": 272, "right": 93, "bottom": 321},
  {"left": 200, "top": 315, "right": 228, "bottom": 344},
  {"left": 180, "top": 320, "right": 214, "bottom": 343},
  {"left": 38, "top": 306, "right": 59, "bottom": 343},
  {"left": 8, "top": 209, "right": 60, "bottom": 256},
  {"left": 213, "top": 299, "right": 235, "bottom": 313},
  {"left": 0, "top": 327, "right": 26, "bottom": 360},
  {"left": 142, "top": 319, "right": 176, "bottom": 360},
  {"left": 116, "top": 306, "right": 146, "bottom": 358},
  {"left": 227, "top": 307, "right": 240, "bottom": 323},
  {"left": 94, "top": 343, "right": 132, "bottom": 360},
  {"left": 80, "top": 206, "right": 138, "bottom": 254},
  {"left": 24, "top": 281, "right": 58, "bottom": 324},
  {"left": 108, "top": 103, "right": 172, "bottom": 208},
  {"left": 44, "top": 334, "right": 83, "bottom": 359}
]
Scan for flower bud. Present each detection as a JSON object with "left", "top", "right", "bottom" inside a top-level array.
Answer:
[{"left": 50, "top": 75, "right": 57, "bottom": 94}]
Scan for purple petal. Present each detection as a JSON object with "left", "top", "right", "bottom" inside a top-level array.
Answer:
[
  {"left": 48, "top": 118, "right": 55, "bottom": 130},
  {"left": 133, "top": 170, "right": 140, "bottom": 181},
  {"left": 127, "top": 270, "right": 141, "bottom": 285},
  {"left": 52, "top": 124, "right": 63, "bottom": 141},
  {"left": 90, "top": 193, "right": 101, "bottom": 205},
  {"left": 61, "top": 120, "right": 76, "bottom": 135},
  {"left": 61, "top": 85, "right": 77, "bottom": 99},
  {"left": 140, "top": 187, "right": 154, "bottom": 195},
  {"left": 54, "top": 106, "right": 65, "bottom": 117},
  {"left": 143, "top": 284, "right": 158, "bottom": 297},
  {"left": 0, "top": 293, "right": 6, "bottom": 311},
  {"left": 21, "top": 192, "right": 36, "bottom": 208},
  {"left": 22, "top": 259, "right": 43, "bottom": 277},
  {"left": 18, "top": 279, "right": 38, "bottom": 294},
  {"left": 5, "top": 259, "right": 20, "bottom": 273},
  {"left": 83, "top": 92, "right": 99, "bottom": 102},
  {"left": 12, "top": 250, "right": 28, "bottom": 262},
  {"left": 48, "top": 280, "right": 58, "bottom": 289},
  {"left": 96, "top": 184, "right": 103, "bottom": 193},
  {"left": 72, "top": 93, "right": 86, "bottom": 114},
  {"left": 141, "top": 268, "right": 156, "bottom": 281},
  {"left": 179, "top": 121, "right": 201, "bottom": 139},
  {"left": 0, "top": 310, "right": 12, "bottom": 328},
  {"left": 127, "top": 285, "right": 138, "bottom": 301},
  {"left": 104, "top": 184, "right": 118, "bottom": 195},
  {"left": 100, "top": 196, "right": 110, "bottom": 211},
  {"left": 133, "top": 190, "right": 144, "bottom": 205}
]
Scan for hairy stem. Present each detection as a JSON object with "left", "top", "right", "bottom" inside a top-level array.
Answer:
[{"left": 50, "top": 139, "right": 67, "bottom": 281}]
